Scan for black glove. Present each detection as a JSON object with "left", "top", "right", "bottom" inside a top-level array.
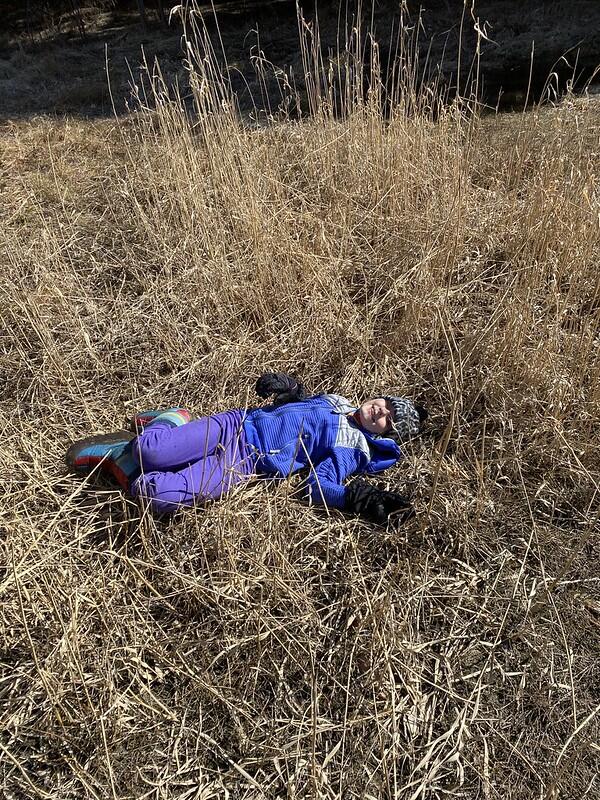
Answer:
[
  {"left": 255, "top": 372, "right": 306, "bottom": 406},
  {"left": 344, "top": 478, "right": 414, "bottom": 524}
]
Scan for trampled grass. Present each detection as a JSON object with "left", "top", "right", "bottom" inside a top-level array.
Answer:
[{"left": 0, "top": 7, "right": 599, "bottom": 798}]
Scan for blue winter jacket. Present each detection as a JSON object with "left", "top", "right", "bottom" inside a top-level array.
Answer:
[{"left": 242, "top": 394, "right": 402, "bottom": 509}]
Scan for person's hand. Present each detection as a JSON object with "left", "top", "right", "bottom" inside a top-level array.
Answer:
[
  {"left": 344, "top": 478, "right": 413, "bottom": 524},
  {"left": 255, "top": 372, "right": 306, "bottom": 406}
]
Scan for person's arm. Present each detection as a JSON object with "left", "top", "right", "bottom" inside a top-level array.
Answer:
[
  {"left": 302, "top": 452, "right": 357, "bottom": 509},
  {"left": 302, "top": 453, "right": 413, "bottom": 524}
]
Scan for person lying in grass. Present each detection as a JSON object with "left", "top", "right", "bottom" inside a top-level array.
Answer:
[{"left": 66, "top": 373, "right": 427, "bottom": 523}]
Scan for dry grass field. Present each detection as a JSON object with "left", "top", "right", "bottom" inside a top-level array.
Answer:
[{"left": 1, "top": 9, "right": 599, "bottom": 799}]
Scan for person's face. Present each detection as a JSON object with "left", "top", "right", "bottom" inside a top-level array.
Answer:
[{"left": 357, "top": 397, "right": 395, "bottom": 435}]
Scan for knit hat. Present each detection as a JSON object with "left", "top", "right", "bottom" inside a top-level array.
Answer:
[{"left": 382, "top": 396, "right": 423, "bottom": 442}]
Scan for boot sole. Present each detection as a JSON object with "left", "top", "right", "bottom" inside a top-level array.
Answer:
[{"left": 66, "top": 431, "right": 135, "bottom": 474}]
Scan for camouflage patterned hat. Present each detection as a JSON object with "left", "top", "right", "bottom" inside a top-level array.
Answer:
[{"left": 382, "top": 396, "right": 423, "bottom": 442}]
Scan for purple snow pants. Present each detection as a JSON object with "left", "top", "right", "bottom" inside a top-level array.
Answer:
[{"left": 129, "top": 409, "right": 256, "bottom": 514}]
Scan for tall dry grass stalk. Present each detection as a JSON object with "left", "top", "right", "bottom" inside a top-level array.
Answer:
[{"left": 1, "top": 3, "right": 599, "bottom": 798}]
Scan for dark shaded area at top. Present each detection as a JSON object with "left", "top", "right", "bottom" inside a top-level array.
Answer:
[{"left": 1, "top": 0, "right": 599, "bottom": 120}]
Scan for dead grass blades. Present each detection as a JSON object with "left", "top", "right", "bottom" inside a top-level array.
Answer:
[{"left": 1, "top": 2, "right": 599, "bottom": 798}]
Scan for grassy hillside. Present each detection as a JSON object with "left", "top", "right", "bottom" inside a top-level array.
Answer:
[{"left": 1, "top": 13, "right": 599, "bottom": 798}]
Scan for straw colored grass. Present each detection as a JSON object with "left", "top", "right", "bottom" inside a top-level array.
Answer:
[{"left": 1, "top": 9, "right": 599, "bottom": 799}]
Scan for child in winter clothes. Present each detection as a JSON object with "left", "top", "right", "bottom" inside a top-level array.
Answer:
[{"left": 66, "top": 373, "right": 427, "bottom": 523}]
